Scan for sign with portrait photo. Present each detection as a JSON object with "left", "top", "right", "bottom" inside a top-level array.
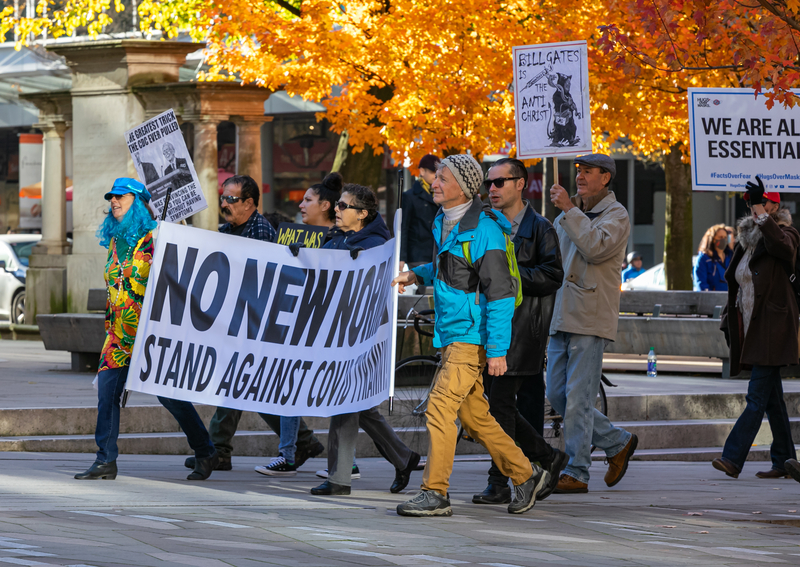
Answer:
[
  {"left": 512, "top": 40, "right": 592, "bottom": 159},
  {"left": 125, "top": 110, "right": 208, "bottom": 222}
]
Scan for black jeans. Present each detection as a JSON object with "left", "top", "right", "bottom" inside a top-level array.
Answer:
[
  {"left": 517, "top": 371, "right": 546, "bottom": 437},
  {"left": 209, "top": 407, "right": 320, "bottom": 459},
  {"left": 722, "top": 365, "right": 797, "bottom": 470},
  {"left": 484, "top": 372, "right": 554, "bottom": 487}
]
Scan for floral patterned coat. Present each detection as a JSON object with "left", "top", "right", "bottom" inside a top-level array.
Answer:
[{"left": 99, "top": 231, "right": 154, "bottom": 371}]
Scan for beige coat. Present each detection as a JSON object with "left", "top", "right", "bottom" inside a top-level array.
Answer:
[{"left": 549, "top": 191, "right": 630, "bottom": 341}]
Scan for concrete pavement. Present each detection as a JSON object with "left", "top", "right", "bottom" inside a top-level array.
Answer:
[{"left": 0, "top": 453, "right": 798, "bottom": 566}]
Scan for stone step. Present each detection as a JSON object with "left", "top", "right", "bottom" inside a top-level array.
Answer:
[
  {"left": 0, "top": 428, "right": 487, "bottom": 458},
  {"left": 606, "top": 391, "right": 800, "bottom": 422},
  {"left": 4, "top": 390, "right": 799, "bottom": 438},
  {"left": 615, "top": 417, "right": 800, "bottom": 451},
  {"left": 621, "top": 445, "right": 800, "bottom": 463}
]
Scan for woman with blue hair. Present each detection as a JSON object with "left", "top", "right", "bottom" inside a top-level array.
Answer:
[{"left": 75, "top": 178, "right": 219, "bottom": 481}]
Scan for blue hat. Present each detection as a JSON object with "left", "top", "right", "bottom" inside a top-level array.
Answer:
[{"left": 104, "top": 177, "right": 151, "bottom": 203}]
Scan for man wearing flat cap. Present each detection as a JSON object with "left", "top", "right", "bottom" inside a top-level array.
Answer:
[
  {"left": 547, "top": 153, "right": 638, "bottom": 494},
  {"left": 393, "top": 154, "right": 548, "bottom": 517}
]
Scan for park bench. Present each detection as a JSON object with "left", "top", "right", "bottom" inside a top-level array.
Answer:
[{"left": 37, "top": 289, "right": 106, "bottom": 372}]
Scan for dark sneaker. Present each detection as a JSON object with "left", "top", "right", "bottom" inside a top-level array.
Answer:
[
  {"left": 295, "top": 441, "right": 325, "bottom": 469},
  {"left": 316, "top": 465, "right": 360, "bottom": 479},
  {"left": 472, "top": 484, "right": 512, "bottom": 504},
  {"left": 397, "top": 490, "right": 452, "bottom": 517},
  {"left": 255, "top": 455, "right": 298, "bottom": 477},
  {"left": 538, "top": 449, "right": 569, "bottom": 501},
  {"left": 310, "top": 480, "right": 351, "bottom": 495},
  {"left": 184, "top": 455, "right": 232, "bottom": 471},
  {"left": 508, "top": 468, "right": 549, "bottom": 514}
]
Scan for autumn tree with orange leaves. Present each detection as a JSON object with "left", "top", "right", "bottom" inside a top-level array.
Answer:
[{"left": 5, "top": 0, "right": 797, "bottom": 287}]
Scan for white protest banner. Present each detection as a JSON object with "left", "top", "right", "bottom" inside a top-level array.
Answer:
[
  {"left": 513, "top": 41, "right": 592, "bottom": 159},
  {"left": 125, "top": 110, "right": 208, "bottom": 221},
  {"left": 126, "top": 222, "right": 395, "bottom": 417},
  {"left": 689, "top": 88, "right": 800, "bottom": 192}
]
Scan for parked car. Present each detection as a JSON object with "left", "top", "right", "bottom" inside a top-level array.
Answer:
[
  {"left": 0, "top": 234, "right": 41, "bottom": 324},
  {"left": 622, "top": 262, "right": 665, "bottom": 291}
]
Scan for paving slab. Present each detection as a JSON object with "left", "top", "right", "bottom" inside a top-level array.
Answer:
[{"left": 0, "top": 453, "right": 798, "bottom": 566}]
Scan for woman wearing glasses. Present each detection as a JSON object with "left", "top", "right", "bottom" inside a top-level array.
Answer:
[
  {"left": 75, "top": 178, "right": 219, "bottom": 482},
  {"left": 310, "top": 184, "right": 421, "bottom": 496}
]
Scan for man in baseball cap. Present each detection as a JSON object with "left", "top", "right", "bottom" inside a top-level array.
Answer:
[
  {"left": 548, "top": 152, "right": 638, "bottom": 494},
  {"left": 392, "top": 154, "right": 548, "bottom": 517}
]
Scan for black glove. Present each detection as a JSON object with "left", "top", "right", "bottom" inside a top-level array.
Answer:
[
  {"left": 289, "top": 242, "right": 305, "bottom": 257},
  {"left": 746, "top": 176, "right": 765, "bottom": 205},
  {"left": 349, "top": 246, "right": 364, "bottom": 260}
]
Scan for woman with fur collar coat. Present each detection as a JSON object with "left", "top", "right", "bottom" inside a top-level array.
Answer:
[{"left": 714, "top": 184, "right": 798, "bottom": 480}]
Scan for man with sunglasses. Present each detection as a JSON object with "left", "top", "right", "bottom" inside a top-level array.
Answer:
[
  {"left": 472, "top": 158, "right": 568, "bottom": 505},
  {"left": 547, "top": 154, "right": 637, "bottom": 494},
  {"left": 185, "top": 175, "right": 326, "bottom": 473}
]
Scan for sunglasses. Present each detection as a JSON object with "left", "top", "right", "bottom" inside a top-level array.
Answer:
[
  {"left": 219, "top": 195, "right": 242, "bottom": 205},
  {"left": 335, "top": 201, "right": 363, "bottom": 212},
  {"left": 483, "top": 176, "right": 522, "bottom": 190}
]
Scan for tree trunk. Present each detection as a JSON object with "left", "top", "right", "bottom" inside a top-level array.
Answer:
[{"left": 663, "top": 144, "right": 693, "bottom": 290}]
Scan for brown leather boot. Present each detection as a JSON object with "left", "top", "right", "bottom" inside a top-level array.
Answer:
[
  {"left": 553, "top": 474, "right": 588, "bottom": 494},
  {"left": 605, "top": 434, "right": 638, "bottom": 487}
]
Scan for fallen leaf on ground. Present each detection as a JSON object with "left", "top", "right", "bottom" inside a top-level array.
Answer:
[
  {"left": 600, "top": 497, "right": 610, "bottom": 499},
  {"left": 752, "top": 511, "right": 762, "bottom": 514},
  {"left": 773, "top": 488, "right": 781, "bottom": 490},
  {"left": 692, "top": 531, "right": 710, "bottom": 534},
  {"left": 657, "top": 525, "right": 676, "bottom": 528},
  {"left": 789, "top": 510, "right": 797, "bottom": 513},
  {"left": 715, "top": 498, "right": 724, "bottom": 500},
  {"left": 687, "top": 512, "right": 703, "bottom": 516}
]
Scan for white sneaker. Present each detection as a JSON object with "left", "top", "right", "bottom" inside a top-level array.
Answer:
[
  {"left": 255, "top": 455, "right": 298, "bottom": 477},
  {"left": 315, "top": 465, "right": 361, "bottom": 479}
]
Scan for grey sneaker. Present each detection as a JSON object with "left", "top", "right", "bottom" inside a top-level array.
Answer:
[
  {"left": 397, "top": 489, "right": 453, "bottom": 517},
  {"left": 508, "top": 468, "right": 550, "bottom": 514}
]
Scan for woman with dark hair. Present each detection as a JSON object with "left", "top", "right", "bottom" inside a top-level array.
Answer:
[
  {"left": 299, "top": 172, "right": 342, "bottom": 229},
  {"left": 693, "top": 223, "right": 733, "bottom": 291},
  {"left": 75, "top": 178, "right": 218, "bottom": 482},
  {"left": 310, "top": 184, "right": 421, "bottom": 496}
]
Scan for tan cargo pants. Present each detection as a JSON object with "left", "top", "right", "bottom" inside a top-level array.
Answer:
[{"left": 422, "top": 343, "right": 533, "bottom": 496}]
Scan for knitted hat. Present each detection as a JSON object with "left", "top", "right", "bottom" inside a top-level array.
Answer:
[{"left": 441, "top": 154, "right": 483, "bottom": 200}]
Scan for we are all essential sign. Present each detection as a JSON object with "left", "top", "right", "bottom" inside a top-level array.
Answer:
[
  {"left": 127, "top": 223, "right": 396, "bottom": 417},
  {"left": 688, "top": 88, "right": 800, "bottom": 192}
]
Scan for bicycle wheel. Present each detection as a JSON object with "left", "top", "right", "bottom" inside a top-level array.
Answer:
[{"left": 390, "top": 355, "right": 440, "bottom": 456}]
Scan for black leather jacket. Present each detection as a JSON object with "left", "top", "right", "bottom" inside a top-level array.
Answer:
[{"left": 504, "top": 205, "right": 564, "bottom": 375}]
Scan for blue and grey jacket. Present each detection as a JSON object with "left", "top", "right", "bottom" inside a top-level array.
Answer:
[{"left": 411, "top": 196, "right": 516, "bottom": 358}]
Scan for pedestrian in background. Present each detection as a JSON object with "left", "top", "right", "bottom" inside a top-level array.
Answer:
[
  {"left": 621, "top": 251, "right": 645, "bottom": 282},
  {"left": 693, "top": 223, "right": 733, "bottom": 291},
  {"left": 400, "top": 154, "right": 440, "bottom": 272},
  {"left": 547, "top": 154, "right": 638, "bottom": 495},
  {"left": 714, "top": 179, "right": 798, "bottom": 479},
  {"left": 76, "top": 178, "right": 218, "bottom": 481},
  {"left": 472, "top": 157, "right": 567, "bottom": 506},
  {"left": 393, "top": 154, "right": 548, "bottom": 517}
]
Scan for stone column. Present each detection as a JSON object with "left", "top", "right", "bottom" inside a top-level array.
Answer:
[
  {"left": 189, "top": 116, "right": 225, "bottom": 231},
  {"left": 233, "top": 118, "right": 267, "bottom": 213},
  {"left": 34, "top": 120, "right": 71, "bottom": 255}
]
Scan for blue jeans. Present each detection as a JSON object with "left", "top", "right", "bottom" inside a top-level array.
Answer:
[
  {"left": 279, "top": 416, "right": 301, "bottom": 463},
  {"left": 94, "top": 366, "right": 215, "bottom": 464},
  {"left": 722, "top": 365, "right": 797, "bottom": 470},
  {"left": 546, "top": 332, "right": 631, "bottom": 483},
  {"left": 95, "top": 366, "right": 129, "bottom": 464}
]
